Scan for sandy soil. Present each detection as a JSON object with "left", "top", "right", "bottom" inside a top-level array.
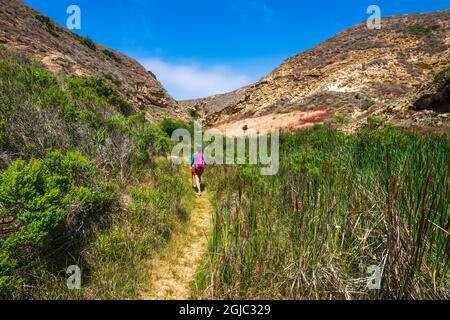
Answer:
[
  {"left": 140, "top": 186, "right": 211, "bottom": 300},
  {"left": 214, "top": 109, "right": 329, "bottom": 136}
]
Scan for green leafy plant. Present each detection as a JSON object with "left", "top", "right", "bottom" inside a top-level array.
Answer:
[{"left": 0, "top": 151, "right": 117, "bottom": 297}]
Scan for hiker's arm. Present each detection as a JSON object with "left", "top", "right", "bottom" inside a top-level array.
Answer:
[{"left": 191, "top": 154, "right": 195, "bottom": 166}]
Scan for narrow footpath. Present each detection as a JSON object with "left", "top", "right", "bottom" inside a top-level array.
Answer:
[{"left": 140, "top": 184, "right": 211, "bottom": 300}]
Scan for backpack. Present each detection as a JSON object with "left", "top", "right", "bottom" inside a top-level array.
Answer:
[{"left": 194, "top": 153, "right": 205, "bottom": 169}]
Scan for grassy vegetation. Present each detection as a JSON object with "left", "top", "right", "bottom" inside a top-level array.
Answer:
[
  {"left": 197, "top": 127, "right": 450, "bottom": 299},
  {"left": 335, "top": 115, "right": 348, "bottom": 124},
  {"left": 367, "top": 116, "right": 384, "bottom": 127},
  {"left": 435, "top": 66, "right": 450, "bottom": 83},
  {"left": 102, "top": 49, "right": 122, "bottom": 63},
  {"left": 0, "top": 49, "right": 192, "bottom": 299},
  {"left": 78, "top": 36, "right": 97, "bottom": 51},
  {"left": 2, "top": 46, "right": 449, "bottom": 300},
  {"left": 361, "top": 99, "right": 376, "bottom": 111},
  {"left": 406, "top": 24, "right": 440, "bottom": 36}
]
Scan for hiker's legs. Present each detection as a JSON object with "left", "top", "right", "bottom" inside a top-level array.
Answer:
[{"left": 194, "top": 174, "right": 201, "bottom": 194}]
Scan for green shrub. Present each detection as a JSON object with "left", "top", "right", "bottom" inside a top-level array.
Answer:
[
  {"left": 361, "top": 99, "right": 376, "bottom": 110},
  {"left": 79, "top": 36, "right": 97, "bottom": 51},
  {"left": 367, "top": 116, "right": 384, "bottom": 126},
  {"left": 0, "top": 120, "right": 6, "bottom": 146},
  {"left": 159, "top": 118, "right": 192, "bottom": 137},
  {"left": 289, "top": 150, "right": 331, "bottom": 176},
  {"left": 0, "top": 50, "right": 194, "bottom": 299},
  {"left": 312, "top": 123, "right": 326, "bottom": 130},
  {"left": 188, "top": 109, "right": 200, "bottom": 119},
  {"left": 0, "top": 56, "right": 83, "bottom": 123},
  {"left": 434, "top": 66, "right": 450, "bottom": 83},
  {"left": 67, "top": 76, "right": 133, "bottom": 116},
  {"left": 0, "top": 151, "right": 117, "bottom": 297},
  {"left": 335, "top": 115, "right": 348, "bottom": 124},
  {"left": 102, "top": 49, "right": 122, "bottom": 63},
  {"left": 406, "top": 24, "right": 440, "bottom": 36}
]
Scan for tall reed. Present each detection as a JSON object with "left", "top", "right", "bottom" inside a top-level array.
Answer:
[{"left": 198, "top": 127, "right": 449, "bottom": 299}]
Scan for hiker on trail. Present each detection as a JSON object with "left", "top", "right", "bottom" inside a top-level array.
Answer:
[{"left": 191, "top": 145, "right": 206, "bottom": 196}]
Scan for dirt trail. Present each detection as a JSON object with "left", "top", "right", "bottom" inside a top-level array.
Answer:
[{"left": 140, "top": 186, "right": 211, "bottom": 300}]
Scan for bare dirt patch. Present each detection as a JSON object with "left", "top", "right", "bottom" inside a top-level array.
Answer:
[{"left": 214, "top": 109, "right": 330, "bottom": 136}]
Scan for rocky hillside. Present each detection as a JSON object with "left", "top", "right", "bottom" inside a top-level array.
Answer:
[
  {"left": 182, "top": 10, "right": 449, "bottom": 132},
  {"left": 0, "top": 0, "right": 184, "bottom": 120}
]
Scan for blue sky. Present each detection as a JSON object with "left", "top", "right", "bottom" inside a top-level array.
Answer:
[{"left": 23, "top": 0, "right": 449, "bottom": 100}]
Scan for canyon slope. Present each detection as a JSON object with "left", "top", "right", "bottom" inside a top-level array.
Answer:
[
  {"left": 181, "top": 10, "right": 450, "bottom": 133},
  {"left": 0, "top": 0, "right": 184, "bottom": 120}
]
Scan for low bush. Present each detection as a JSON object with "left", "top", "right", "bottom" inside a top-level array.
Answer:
[
  {"left": 188, "top": 109, "right": 200, "bottom": 119},
  {"left": 102, "top": 49, "right": 122, "bottom": 63},
  {"left": 406, "top": 24, "right": 440, "bottom": 36},
  {"left": 361, "top": 99, "right": 376, "bottom": 110},
  {"left": 0, "top": 151, "right": 117, "bottom": 297},
  {"left": 434, "top": 66, "right": 450, "bottom": 83},
  {"left": 367, "top": 116, "right": 384, "bottom": 127},
  {"left": 78, "top": 36, "right": 97, "bottom": 51},
  {"left": 67, "top": 75, "right": 132, "bottom": 116},
  {"left": 160, "top": 118, "right": 194, "bottom": 137}
]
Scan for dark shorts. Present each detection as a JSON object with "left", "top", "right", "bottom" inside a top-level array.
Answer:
[{"left": 192, "top": 166, "right": 204, "bottom": 177}]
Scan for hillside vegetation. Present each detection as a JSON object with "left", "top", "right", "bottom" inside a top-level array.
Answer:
[{"left": 0, "top": 49, "right": 193, "bottom": 299}]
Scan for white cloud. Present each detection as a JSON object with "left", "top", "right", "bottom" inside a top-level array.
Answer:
[{"left": 140, "top": 58, "right": 253, "bottom": 100}]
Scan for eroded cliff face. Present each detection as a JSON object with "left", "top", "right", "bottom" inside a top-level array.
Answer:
[
  {"left": 0, "top": 0, "right": 185, "bottom": 120},
  {"left": 182, "top": 10, "right": 449, "bottom": 132}
]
